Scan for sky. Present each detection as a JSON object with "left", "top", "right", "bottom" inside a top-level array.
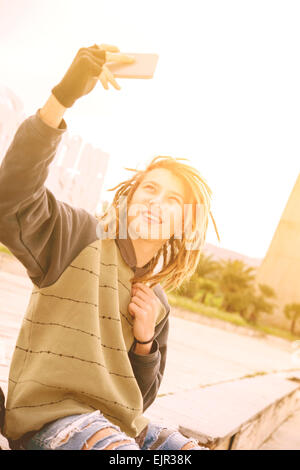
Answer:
[{"left": 1, "top": 0, "right": 300, "bottom": 259}]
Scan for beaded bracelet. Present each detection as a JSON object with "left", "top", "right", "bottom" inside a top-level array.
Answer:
[{"left": 134, "top": 333, "right": 155, "bottom": 344}]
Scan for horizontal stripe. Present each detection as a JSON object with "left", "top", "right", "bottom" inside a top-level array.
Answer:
[
  {"left": 6, "top": 397, "right": 127, "bottom": 426},
  {"left": 99, "top": 283, "right": 118, "bottom": 291},
  {"left": 23, "top": 318, "right": 127, "bottom": 352},
  {"left": 70, "top": 266, "right": 127, "bottom": 293},
  {"left": 69, "top": 264, "right": 99, "bottom": 277},
  {"left": 15, "top": 346, "right": 135, "bottom": 379},
  {"left": 69, "top": 262, "right": 118, "bottom": 277},
  {"left": 32, "top": 292, "right": 98, "bottom": 308},
  {"left": 6, "top": 397, "right": 97, "bottom": 411},
  {"left": 9, "top": 378, "right": 141, "bottom": 412}
]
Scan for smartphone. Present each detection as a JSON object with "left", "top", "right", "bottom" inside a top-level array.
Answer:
[{"left": 106, "top": 53, "right": 159, "bottom": 79}]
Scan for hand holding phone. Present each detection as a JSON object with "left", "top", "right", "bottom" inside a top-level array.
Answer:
[
  {"left": 105, "top": 52, "right": 159, "bottom": 79},
  {"left": 98, "top": 48, "right": 159, "bottom": 90},
  {"left": 51, "top": 43, "right": 135, "bottom": 106}
]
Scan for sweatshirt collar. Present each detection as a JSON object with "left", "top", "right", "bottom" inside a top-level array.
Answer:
[{"left": 115, "top": 235, "right": 152, "bottom": 277}]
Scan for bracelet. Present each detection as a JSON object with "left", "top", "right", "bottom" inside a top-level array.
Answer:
[{"left": 134, "top": 333, "right": 155, "bottom": 344}]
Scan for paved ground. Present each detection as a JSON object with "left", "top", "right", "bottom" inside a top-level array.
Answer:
[{"left": 1, "top": 268, "right": 300, "bottom": 450}]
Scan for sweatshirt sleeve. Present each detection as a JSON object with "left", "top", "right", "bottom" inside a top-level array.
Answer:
[
  {"left": 128, "top": 313, "right": 169, "bottom": 412},
  {"left": 0, "top": 109, "right": 99, "bottom": 288}
]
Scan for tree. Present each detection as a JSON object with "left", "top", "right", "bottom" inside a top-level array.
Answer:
[
  {"left": 195, "top": 253, "right": 220, "bottom": 279},
  {"left": 247, "top": 293, "right": 275, "bottom": 325},
  {"left": 193, "top": 278, "right": 218, "bottom": 303},
  {"left": 220, "top": 288, "right": 252, "bottom": 317},
  {"left": 258, "top": 283, "right": 277, "bottom": 299},
  {"left": 246, "top": 283, "right": 276, "bottom": 325},
  {"left": 217, "top": 259, "right": 256, "bottom": 312},
  {"left": 284, "top": 303, "right": 300, "bottom": 335},
  {"left": 176, "top": 272, "right": 202, "bottom": 298}
]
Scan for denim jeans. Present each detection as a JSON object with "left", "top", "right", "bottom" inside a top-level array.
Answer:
[{"left": 25, "top": 410, "right": 209, "bottom": 450}]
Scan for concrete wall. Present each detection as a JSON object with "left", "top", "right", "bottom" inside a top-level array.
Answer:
[{"left": 255, "top": 173, "right": 300, "bottom": 333}]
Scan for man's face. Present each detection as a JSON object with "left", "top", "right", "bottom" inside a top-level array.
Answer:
[{"left": 127, "top": 168, "right": 189, "bottom": 241}]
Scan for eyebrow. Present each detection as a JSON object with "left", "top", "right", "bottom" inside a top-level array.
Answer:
[{"left": 142, "top": 180, "right": 184, "bottom": 201}]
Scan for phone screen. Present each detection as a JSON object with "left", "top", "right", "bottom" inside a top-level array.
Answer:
[{"left": 106, "top": 53, "right": 159, "bottom": 79}]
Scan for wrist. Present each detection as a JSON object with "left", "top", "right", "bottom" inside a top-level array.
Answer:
[
  {"left": 39, "top": 94, "right": 67, "bottom": 129},
  {"left": 133, "top": 341, "right": 153, "bottom": 356}
]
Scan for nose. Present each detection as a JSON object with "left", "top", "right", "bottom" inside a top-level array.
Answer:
[
  {"left": 149, "top": 197, "right": 160, "bottom": 205},
  {"left": 148, "top": 199, "right": 164, "bottom": 214},
  {"left": 148, "top": 193, "right": 163, "bottom": 205},
  {"left": 148, "top": 199, "right": 165, "bottom": 224}
]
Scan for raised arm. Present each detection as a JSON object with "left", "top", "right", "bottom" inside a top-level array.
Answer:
[
  {"left": 0, "top": 106, "right": 98, "bottom": 287},
  {"left": 39, "top": 94, "right": 67, "bottom": 129},
  {"left": 0, "top": 44, "right": 134, "bottom": 288}
]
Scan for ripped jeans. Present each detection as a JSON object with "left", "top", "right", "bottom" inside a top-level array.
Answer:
[{"left": 25, "top": 410, "right": 209, "bottom": 450}]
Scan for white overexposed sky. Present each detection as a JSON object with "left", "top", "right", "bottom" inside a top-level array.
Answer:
[{"left": 1, "top": 0, "right": 300, "bottom": 259}]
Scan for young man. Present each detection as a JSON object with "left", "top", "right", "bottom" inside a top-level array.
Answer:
[{"left": 0, "top": 44, "right": 219, "bottom": 450}]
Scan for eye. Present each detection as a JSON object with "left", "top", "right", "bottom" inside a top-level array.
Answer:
[
  {"left": 169, "top": 196, "right": 181, "bottom": 204},
  {"left": 144, "top": 184, "right": 155, "bottom": 191}
]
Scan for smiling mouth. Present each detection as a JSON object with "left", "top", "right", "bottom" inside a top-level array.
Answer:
[{"left": 142, "top": 211, "right": 162, "bottom": 224}]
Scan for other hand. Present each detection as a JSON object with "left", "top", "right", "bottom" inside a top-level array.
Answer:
[{"left": 128, "top": 282, "right": 160, "bottom": 342}]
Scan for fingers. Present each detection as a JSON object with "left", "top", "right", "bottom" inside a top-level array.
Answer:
[
  {"left": 132, "top": 283, "right": 157, "bottom": 300},
  {"left": 82, "top": 53, "right": 105, "bottom": 77},
  {"left": 99, "top": 70, "right": 109, "bottom": 90},
  {"left": 77, "top": 49, "right": 106, "bottom": 79},
  {"left": 78, "top": 45, "right": 134, "bottom": 65},
  {"left": 128, "top": 302, "right": 135, "bottom": 318},
  {"left": 105, "top": 52, "right": 135, "bottom": 64},
  {"left": 131, "top": 295, "right": 149, "bottom": 311},
  {"left": 87, "top": 47, "right": 107, "bottom": 61},
  {"left": 97, "top": 44, "right": 120, "bottom": 52},
  {"left": 76, "top": 44, "right": 134, "bottom": 93},
  {"left": 102, "top": 65, "right": 121, "bottom": 90},
  {"left": 78, "top": 47, "right": 106, "bottom": 64},
  {"left": 131, "top": 288, "right": 150, "bottom": 304},
  {"left": 98, "top": 65, "right": 121, "bottom": 90},
  {"left": 128, "top": 302, "right": 144, "bottom": 318}
]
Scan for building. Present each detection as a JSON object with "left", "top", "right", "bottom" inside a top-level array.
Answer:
[
  {"left": 255, "top": 173, "right": 300, "bottom": 332},
  {"left": 0, "top": 86, "right": 109, "bottom": 216}
]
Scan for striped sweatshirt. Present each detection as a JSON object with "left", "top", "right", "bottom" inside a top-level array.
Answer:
[{"left": 0, "top": 110, "right": 170, "bottom": 449}]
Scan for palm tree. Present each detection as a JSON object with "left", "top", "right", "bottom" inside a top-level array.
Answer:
[
  {"left": 217, "top": 259, "right": 256, "bottom": 311},
  {"left": 220, "top": 288, "right": 252, "bottom": 317},
  {"left": 195, "top": 253, "right": 220, "bottom": 279},
  {"left": 284, "top": 303, "right": 300, "bottom": 335},
  {"left": 258, "top": 283, "right": 277, "bottom": 299},
  {"left": 248, "top": 294, "right": 275, "bottom": 325},
  {"left": 193, "top": 278, "right": 218, "bottom": 303},
  {"left": 218, "top": 259, "right": 256, "bottom": 291},
  {"left": 247, "top": 283, "right": 277, "bottom": 325},
  {"left": 176, "top": 272, "right": 202, "bottom": 298}
]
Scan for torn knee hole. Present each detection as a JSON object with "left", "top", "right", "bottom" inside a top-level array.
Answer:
[{"left": 82, "top": 427, "right": 119, "bottom": 450}]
